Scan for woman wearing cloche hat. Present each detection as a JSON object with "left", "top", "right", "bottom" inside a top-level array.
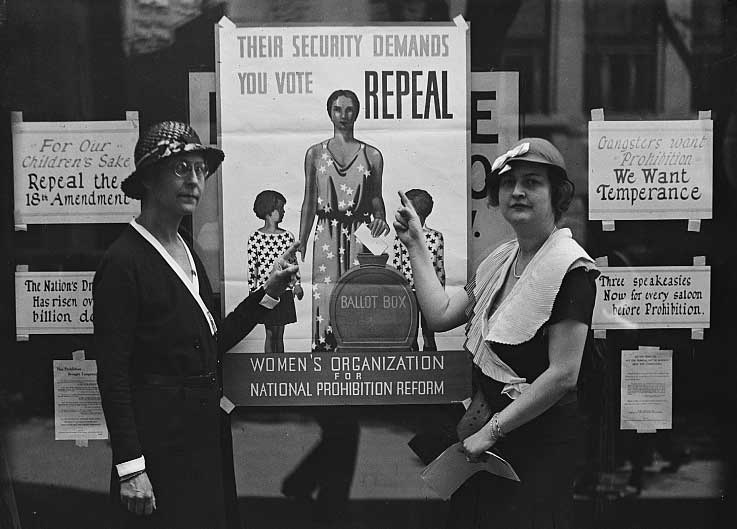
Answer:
[
  {"left": 94, "top": 121, "right": 299, "bottom": 528},
  {"left": 395, "top": 137, "right": 599, "bottom": 528}
]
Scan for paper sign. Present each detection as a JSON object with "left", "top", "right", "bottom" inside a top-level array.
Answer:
[
  {"left": 15, "top": 271, "right": 95, "bottom": 336},
  {"left": 12, "top": 114, "right": 139, "bottom": 224},
  {"left": 53, "top": 360, "right": 108, "bottom": 440},
  {"left": 620, "top": 349, "right": 673, "bottom": 431},
  {"left": 592, "top": 266, "right": 710, "bottom": 330},
  {"left": 469, "top": 72, "right": 518, "bottom": 269},
  {"left": 588, "top": 119, "right": 713, "bottom": 221}
]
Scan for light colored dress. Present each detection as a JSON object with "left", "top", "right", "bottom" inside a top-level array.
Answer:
[{"left": 309, "top": 140, "right": 373, "bottom": 351}]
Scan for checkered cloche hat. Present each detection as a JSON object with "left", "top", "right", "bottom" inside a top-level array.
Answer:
[{"left": 121, "top": 121, "right": 225, "bottom": 200}]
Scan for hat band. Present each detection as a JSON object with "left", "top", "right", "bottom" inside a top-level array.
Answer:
[{"left": 136, "top": 139, "right": 206, "bottom": 169}]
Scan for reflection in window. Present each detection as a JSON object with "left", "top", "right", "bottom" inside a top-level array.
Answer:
[
  {"left": 498, "top": 0, "right": 550, "bottom": 115},
  {"left": 584, "top": 0, "right": 657, "bottom": 113}
]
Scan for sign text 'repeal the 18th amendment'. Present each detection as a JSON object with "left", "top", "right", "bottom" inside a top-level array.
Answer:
[{"left": 12, "top": 115, "right": 139, "bottom": 225}]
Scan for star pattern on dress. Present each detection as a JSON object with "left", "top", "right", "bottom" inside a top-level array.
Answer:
[
  {"left": 311, "top": 142, "right": 376, "bottom": 352},
  {"left": 312, "top": 342, "right": 317, "bottom": 350},
  {"left": 353, "top": 259, "right": 360, "bottom": 267},
  {"left": 246, "top": 230, "right": 298, "bottom": 292},
  {"left": 316, "top": 314, "right": 324, "bottom": 324},
  {"left": 391, "top": 227, "right": 445, "bottom": 287}
]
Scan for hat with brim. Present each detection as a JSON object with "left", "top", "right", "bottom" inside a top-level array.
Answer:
[
  {"left": 121, "top": 121, "right": 225, "bottom": 200},
  {"left": 489, "top": 137, "right": 571, "bottom": 189}
]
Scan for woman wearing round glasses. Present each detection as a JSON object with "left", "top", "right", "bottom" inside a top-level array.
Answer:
[
  {"left": 94, "top": 121, "right": 298, "bottom": 529},
  {"left": 395, "top": 138, "right": 599, "bottom": 529}
]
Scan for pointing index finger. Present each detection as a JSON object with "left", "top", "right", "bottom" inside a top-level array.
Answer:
[{"left": 280, "top": 241, "right": 300, "bottom": 261}]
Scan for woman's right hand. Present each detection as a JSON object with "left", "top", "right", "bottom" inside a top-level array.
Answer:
[
  {"left": 120, "top": 471, "right": 156, "bottom": 515},
  {"left": 393, "top": 191, "right": 424, "bottom": 249}
]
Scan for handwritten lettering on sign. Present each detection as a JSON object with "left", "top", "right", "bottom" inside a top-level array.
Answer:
[
  {"left": 15, "top": 271, "right": 95, "bottom": 336},
  {"left": 588, "top": 120, "right": 713, "bottom": 220},
  {"left": 592, "top": 266, "right": 710, "bottom": 330},
  {"left": 12, "top": 118, "right": 139, "bottom": 224}
]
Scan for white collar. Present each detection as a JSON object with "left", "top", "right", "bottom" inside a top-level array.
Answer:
[{"left": 130, "top": 219, "right": 217, "bottom": 335}]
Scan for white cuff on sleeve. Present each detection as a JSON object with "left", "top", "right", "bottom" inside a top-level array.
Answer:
[
  {"left": 116, "top": 456, "right": 146, "bottom": 478},
  {"left": 260, "top": 293, "right": 280, "bottom": 309}
]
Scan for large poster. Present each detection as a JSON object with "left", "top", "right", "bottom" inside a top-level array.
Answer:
[{"left": 217, "top": 18, "right": 469, "bottom": 354}]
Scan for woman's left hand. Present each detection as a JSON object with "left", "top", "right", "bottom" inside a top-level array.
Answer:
[
  {"left": 461, "top": 427, "right": 496, "bottom": 463},
  {"left": 369, "top": 217, "right": 390, "bottom": 238},
  {"left": 293, "top": 284, "right": 304, "bottom": 300}
]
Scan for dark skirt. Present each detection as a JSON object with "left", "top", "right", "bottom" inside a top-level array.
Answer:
[
  {"left": 447, "top": 381, "right": 585, "bottom": 529},
  {"left": 259, "top": 289, "right": 296, "bottom": 326},
  {"left": 107, "top": 387, "right": 240, "bottom": 529}
]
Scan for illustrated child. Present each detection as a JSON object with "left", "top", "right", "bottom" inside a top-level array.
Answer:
[
  {"left": 391, "top": 188, "right": 445, "bottom": 351},
  {"left": 247, "top": 190, "right": 304, "bottom": 352}
]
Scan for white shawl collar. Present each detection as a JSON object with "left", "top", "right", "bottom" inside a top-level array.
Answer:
[
  {"left": 465, "top": 228, "right": 596, "bottom": 398},
  {"left": 130, "top": 219, "right": 217, "bottom": 336}
]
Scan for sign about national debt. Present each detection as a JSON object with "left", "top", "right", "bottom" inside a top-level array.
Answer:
[
  {"left": 588, "top": 119, "right": 713, "bottom": 221},
  {"left": 12, "top": 112, "right": 139, "bottom": 226},
  {"left": 15, "top": 271, "right": 95, "bottom": 338},
  {"left": 592, "top": 266, "right": 710, "bottom": 330}
]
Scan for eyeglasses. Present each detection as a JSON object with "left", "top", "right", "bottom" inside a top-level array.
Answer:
[{"left": 172, "top": 159, "right": 208, "bottom": 179}]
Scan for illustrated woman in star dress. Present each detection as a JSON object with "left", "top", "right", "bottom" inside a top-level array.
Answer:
[
  {"left": 247, "top": 190, "right": 304, "bottom": 353},
  {"left": 298, "top": 89, "right": 390, "bottom": 352}
]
